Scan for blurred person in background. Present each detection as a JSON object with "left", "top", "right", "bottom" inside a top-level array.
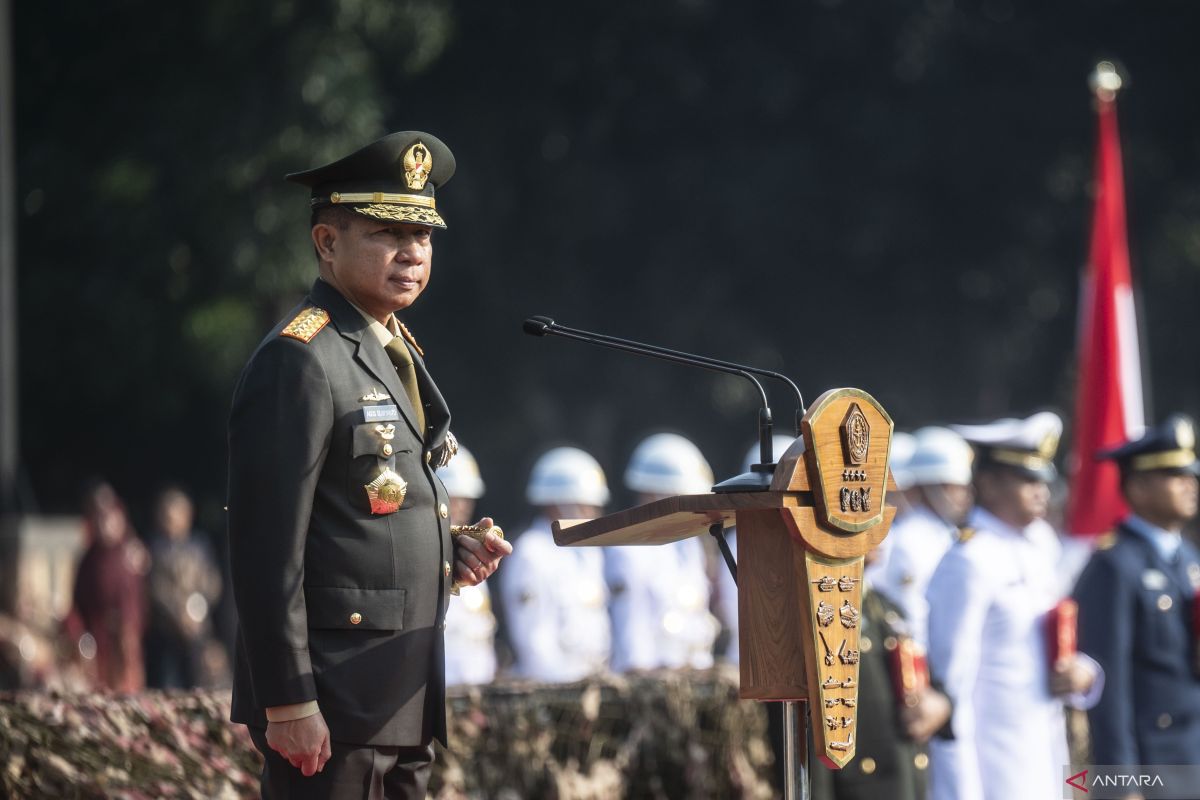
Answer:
[
  {"left": 714, "top": 436, "right": 795, "bottom": 665},
  {"left": 605, "top": 433, "right": 720, "bottom": 672},
  {"left": 876, "top": 427, "right": 974, "bottom": 646},
  {"left": 925, "top": 413, "right": 1102, "bottom": 800},
  {"left": 811, "top": 540, "right": 951, "bottom": 800},
  {"left": 144, "top": 486, "right": 224, "bottom": 689},
  {"left": 865, "top": 430, "right": 917, "bottom": 586},
  {"left": 65, "top": 480, "right": 148, "bottom": 692},
  {"left": 1074, "top": 415, "right": 1200, "bottom": 767},
  {"left": 501, "top": 447, "right": 611, "bottom": 681},
  {"left": 437, "top": 445, "right": 498, "bottom": 686}
]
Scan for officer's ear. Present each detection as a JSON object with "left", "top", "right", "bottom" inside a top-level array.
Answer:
[{"left": 312, "top": 222, "right": 340, "bottom": 263}]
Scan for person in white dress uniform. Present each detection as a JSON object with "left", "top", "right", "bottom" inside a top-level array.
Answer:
[
  {"left": 876, "top": 427, "right": 974, "bottom": 646},
  {"left": 715, "top": 436, "right": 796, "bottom": 664},
  {"left": 437, "top": 445, "right": 498, "bottom": 686},
  {"left": 605, "top": 433, "right": 720, "bottom": 672},
  {"left": 866, "top": 430, "right": 918, "bottom": 587},
  {"left": 925, "top": 412, "right": 1103, "bottom": 800},
  {"left": 500, "top": 447, "right": 612, "bottom": 682}
]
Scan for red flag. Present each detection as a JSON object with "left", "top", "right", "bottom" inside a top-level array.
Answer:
[{"left": 1065, "top": 64, "right": 1145, "bottom": 537}]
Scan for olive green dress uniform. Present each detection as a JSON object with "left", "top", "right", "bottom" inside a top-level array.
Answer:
[
  {"left": 809, "top": 587, "right": 927, "bottom": 800},
  {"left": 228, "top": 276, "right": 456, "bottom": 746},
  {"left": 227, "top": 134, "right": 463, "bottom": 789}
]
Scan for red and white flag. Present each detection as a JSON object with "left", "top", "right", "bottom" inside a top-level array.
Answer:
[{"left": 1065, "top": 65, "right": 1145, "bottom": 537}]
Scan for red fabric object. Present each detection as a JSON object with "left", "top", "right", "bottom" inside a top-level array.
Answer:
[
  {"left": 1065, "top": 93, "right": 1144, "bottom": 536},
  {"left": 1046, "top": 598, "right": 1078, "bottom": 667},
  {"left": 889, "top": 636, "right": 929, "bottom": 706}
]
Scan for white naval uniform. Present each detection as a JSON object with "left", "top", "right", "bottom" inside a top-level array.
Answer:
[
  {"left": 876, "top": 505, "right": 957, "bottom": 647},
  {"left": 444, "top": 583, "right": 497, "bottom": 686},
  {"left": 500, "top": 517, "right": 611, "bottom": 682},
  {"left": 925, "top": 507, "right": 1102, "bottom": 800},
  {"left": 604, "top": 537, "right": 719, "bottom": 672}
]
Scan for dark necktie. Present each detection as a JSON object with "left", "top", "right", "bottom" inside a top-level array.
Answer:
[{"left": 384, "top": 337, "right": 426, "bottom": 438}]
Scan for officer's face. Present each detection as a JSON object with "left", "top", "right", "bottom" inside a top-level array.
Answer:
[
  {"left": 978, "top": 468, "right": 1049, "bottom": 527},
  {"left": 318, "top": 217, "right": 433, "bottom": 318},
  {"left": 1127, "top": 470, "right": 1200, "bottom": 525}
]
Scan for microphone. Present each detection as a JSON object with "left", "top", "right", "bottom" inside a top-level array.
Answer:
[
  {"left": 523, "top": 316, "right": 800, "bottom": 490},
  {"left": 525, "top": 316, "right": 805, "bottom": 434}
]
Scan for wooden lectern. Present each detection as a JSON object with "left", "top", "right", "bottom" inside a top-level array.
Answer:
[{"left": 553, "top": 388, "right": 896, "bottom": 794}]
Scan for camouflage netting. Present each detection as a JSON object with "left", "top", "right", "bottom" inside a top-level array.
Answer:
[{"left": 0, "top": 668, "right": 776, "bottom": 799}]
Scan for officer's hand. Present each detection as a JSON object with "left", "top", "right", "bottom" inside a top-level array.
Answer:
[
  {"left": 1049, "top": 656, "right": 1095, "bottom": 697},
  {"left": 898, "top": 687, "right": 952, "bottom": 742},
  {"left": 266, "top": 712, "right": 332, "bottom": 777},
  {"left": 454, "top": 517, "right": 513, "bottom": 586}
]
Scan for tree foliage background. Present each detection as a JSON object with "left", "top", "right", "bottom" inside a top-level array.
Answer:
[{"left": 13, "top": 0, "right": 1200, "bottom": 533}]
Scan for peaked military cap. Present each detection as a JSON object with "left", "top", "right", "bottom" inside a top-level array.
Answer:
[
  {"left": 1098, "top": 414, "right": 1199, "bottom": 476},
  {"left": 951, "top": 411, "right": 1063, "bottom": 482},
  {"left": 286, "top": 131, "right": 455, "bottom": 229}
]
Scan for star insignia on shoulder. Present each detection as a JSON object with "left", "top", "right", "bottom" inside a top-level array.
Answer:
[
  {"left": 955, "top": 526, "right": 976, "bottom": 544},
  {"left": 281, "top": 307, "right": 330, "bottom": 343}
]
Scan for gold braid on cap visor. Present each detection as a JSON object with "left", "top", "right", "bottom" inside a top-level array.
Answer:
[
  {"left": 988, "top": 448, "right": 1053, "bottom": 472},
  {"left": 1130, "top": 449, "right": 1197, "bottom": 471},
  {"left": 314, "top": 191, "right": 446, "bottom": 227}
]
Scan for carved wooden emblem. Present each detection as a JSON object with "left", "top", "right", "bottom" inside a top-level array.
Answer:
[
  {"left": 841, "top": 403, "right": 870, "bottom": 465},
  {"left": 801, "top": 389, "right": 894, "bottom": 534}
]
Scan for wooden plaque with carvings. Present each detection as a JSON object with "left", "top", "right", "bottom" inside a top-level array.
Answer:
[{"left": 552, "top": 387, "right": 896, "bottom": 769}]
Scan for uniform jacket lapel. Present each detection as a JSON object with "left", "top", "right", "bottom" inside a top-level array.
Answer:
[
  {"left": 409, "top": 344, "right": 451, "bottom": 449},
  {"left": 1119, "top": 521, "right": 1193, "bottom": 596},
  {"left": 309, "top": 280, "right": 425, "bottom": 442}
]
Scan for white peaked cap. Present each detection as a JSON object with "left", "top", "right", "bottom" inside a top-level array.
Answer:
[
  {"left": 526, "top": 446, "right": 611, "bottom": 507},
  {"left": 624, "top": 433, "right": 714, "bottom": 496},
  {"left": 436, "top": 444, "right": 485, "bottom": 499}
]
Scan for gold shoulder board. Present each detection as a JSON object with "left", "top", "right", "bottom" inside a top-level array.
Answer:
[
  {"left": 281, "top": 307, "right": 330, "bottom": 343},
  {"left": 397, "top": 320, "right": 425, "bottom": 358},
  {"left": 956, "top": 527, "right": 976, "bottom": 544},
  {"left": 1095, "top": 532, "right": 1117, "bottom": 550}
]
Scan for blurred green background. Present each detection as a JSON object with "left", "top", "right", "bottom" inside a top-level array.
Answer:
[{"left": 11, "top": 0, "right": 1200, "bottom": 535}]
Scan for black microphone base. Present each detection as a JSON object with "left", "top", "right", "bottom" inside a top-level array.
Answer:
[{"left": 712, "top": 470, "right": 775, "bottom": 493}]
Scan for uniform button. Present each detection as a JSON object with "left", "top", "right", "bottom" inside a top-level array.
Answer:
[
  {"left": 860, "top": 636, "right": 873, "bottom": 653},
  {"left": 1157, "top": 594, "right": 1173, "bottom": 611},
  {"left": 860, "top": 757, "right": 876, "bottom": 774},
  {"left": 439, "top": 503, "right": 448, "bottom": 518},
  {"left": 425, "top": 451, "right": 432, "bottom": 464},
  {"left": 883, "top": 636, "right": 897, "bottom": 651},
  {"left": 382, "top": 443, "right": 393, "bottom": 457},
  {"left": 443, "top": 561, "right": 451, "bottom": 577},
  {"left": 1158, "top": 713, "right": 1173, "bottom": 729},
  {"left": 914, "top": 753, "right": 929, "bottom": 770},
  {"left": 349, "top": 612, "right": 362, "bottom": 625},
  {"left": 439, "top": 620, "right": 447, "bottom": 631}
]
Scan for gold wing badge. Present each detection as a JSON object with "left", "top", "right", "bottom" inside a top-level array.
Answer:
[{"left": 403, "top": 141, "right": 433, "bottom": 191}]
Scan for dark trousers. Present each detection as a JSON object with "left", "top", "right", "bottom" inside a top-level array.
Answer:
[{"left": 249, "top": 727, "right": 434, "bottom": 800}]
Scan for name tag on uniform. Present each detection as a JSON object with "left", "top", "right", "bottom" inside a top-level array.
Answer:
[
  {"left": 362, "top": 404, "right": 400, "bottom": 423},
  {"left": 1142, "top": 569, "right": 1169, "bottom": 591}
]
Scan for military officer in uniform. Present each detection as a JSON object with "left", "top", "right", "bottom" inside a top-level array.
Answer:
[
  {"left": 437, "top": 444, "right": 498, "bottom": 686},
  {"left": 925, "top": 412, "right": 1102, "bottom": 800},
  {"left": 501, "top": 447, "right": 612, "bottom": 681},
  {"left": 876, "top": 426, "right": 974, "bottom": 646},
  {"left": 605, "top": 433, "right": 720, "bottom": 672},
  {"left": 227, "top": 131, "right": 512, "bottom": 799},
  {"left": 1073, "top": 415, "right": 1200, "bottom": 766}
]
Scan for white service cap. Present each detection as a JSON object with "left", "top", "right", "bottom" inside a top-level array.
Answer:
[
  {"left": 624, "top": 433, "right": 714, "bottom": 496},
  {"left": 436, "top": 444, "right": 485, "bottom": 499},
  {"left": 526, "top": 446, "right": 611, "bottom": 507}
]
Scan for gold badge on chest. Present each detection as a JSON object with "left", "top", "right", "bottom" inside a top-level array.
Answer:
[{"left": 365, "top": 468, "right": 408, "bottom": 514}]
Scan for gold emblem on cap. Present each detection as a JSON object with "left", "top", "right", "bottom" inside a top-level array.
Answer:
[
  {"left": 1177, "top": 419, "right": 1195, "bottom": 451},
  {"left": 365, "top": 468, "right": 408, "bottom": 514},
  {"left": 403, "top": 141, "right": 433, "bottom": 191},
  {"left": 1038, "top": 429, "right": 1060, "bottom": 460}
]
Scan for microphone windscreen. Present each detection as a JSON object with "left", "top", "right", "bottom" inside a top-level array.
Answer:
[{"left": 523, "top": 316, "right": 554, "bottom": 336}]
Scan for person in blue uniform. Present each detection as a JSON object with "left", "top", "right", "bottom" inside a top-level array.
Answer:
[{"left": 1073, "top": 414, "right": 1200, "bottom": 766}]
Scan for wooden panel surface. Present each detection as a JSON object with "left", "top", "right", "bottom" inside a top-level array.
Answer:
[
  {"left": 737, "top": 509, "right": 809, "bottom": 701},
  {"left": 553, "top": 491, "right": 813, "bottom": 547}
]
